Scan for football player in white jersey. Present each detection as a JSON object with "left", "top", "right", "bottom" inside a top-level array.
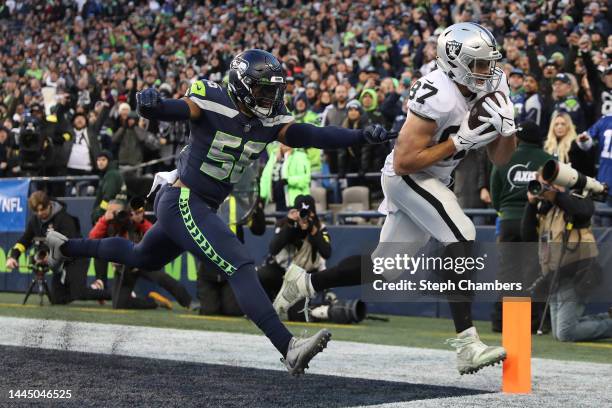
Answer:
[
  {"left": 377, "top": 22, "right": 517, "bottom": 375},
  {"left": 272, "top": 22, "right": 517, "bottom": 375}
]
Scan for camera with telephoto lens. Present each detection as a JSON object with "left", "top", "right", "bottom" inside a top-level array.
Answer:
[
  {"left": 527, "top": 180, "right": 550, "bottom": 196},
  {"left": 541, "top": 159, "right": 609, "bottom": 201},
  {"left": 29, "top": 238, "right": 50, "bottom": 277}
]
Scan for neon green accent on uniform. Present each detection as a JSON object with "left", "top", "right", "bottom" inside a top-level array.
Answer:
[
  {"left": 189, "top": 80, "right": 207, "bottom": 98},
  {"left": 178, "top": 188, "right": 236, "bottom": 276},
  {"left": 186, "top": 254, "right": 198, "bottom": 281},
  {"left": 165, "top": 256, "right": 182, "bottom": 280},
  {"left": 229, "top": 195, "right": 237, "bottom": 234}
]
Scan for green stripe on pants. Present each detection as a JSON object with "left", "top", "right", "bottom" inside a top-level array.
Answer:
[{"left": 178, "top": 188, "right": 236, "bottom": 276}]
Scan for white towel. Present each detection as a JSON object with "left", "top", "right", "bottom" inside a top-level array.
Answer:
[{"left": 148, "top": 169, "right": 179, "bottom": 197}]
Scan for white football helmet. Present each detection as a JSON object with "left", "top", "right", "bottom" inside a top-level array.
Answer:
[{"left": 437, "top": 22, "right": 503, "bottom": 93}]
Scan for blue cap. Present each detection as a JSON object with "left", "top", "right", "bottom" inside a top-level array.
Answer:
[{"left": 510, "top": 68, "right": 525, "bottom": 77}]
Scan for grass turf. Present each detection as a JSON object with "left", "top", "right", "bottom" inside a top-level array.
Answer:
[{"left": 1, "top": 291, "right": 610, "bottom": 364}]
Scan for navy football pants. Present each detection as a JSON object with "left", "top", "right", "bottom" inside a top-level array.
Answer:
[{"left": 63, "top": 185, "right": 293, "bottom": 355}]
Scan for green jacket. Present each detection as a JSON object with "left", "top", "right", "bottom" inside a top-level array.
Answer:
[
  {"left": 91, "top": 161, "right": 127, "bottom": 223},
  {"left": 490, "top": 143, "right": 553, "bottom": 220},
  {"left": 293, "top": 109, "right": 322, "bottom": 173},
  {"left": 359, "top": 88, "right": 384, "bottom": 125},
  {"left": 260, "top": 146, "right": 311, "bottom": 207}
]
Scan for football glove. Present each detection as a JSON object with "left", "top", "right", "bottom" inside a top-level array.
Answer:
[
  {"left": 136, "top": 88, "right": 162, "bottom": 110},
  {"left": 363, "top": 124, "right": 398, "bottom": 144},
  {"left": 451, "top": 113, "right": 499, "bottom": 152},
  {"left": 479, "top": 93, "right": 517, "bottom": 137},
  {"left": 576, "top": 132, "right": 593, "bottom": 151}
]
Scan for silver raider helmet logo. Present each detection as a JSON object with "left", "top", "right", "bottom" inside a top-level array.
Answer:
[{"left": 445, "top": 40, "right": 462, "bottom": 60}]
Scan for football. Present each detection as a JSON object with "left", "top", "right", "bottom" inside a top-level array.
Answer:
[{"left": 468, "top": 91, "right": 507, "bottom": 133}]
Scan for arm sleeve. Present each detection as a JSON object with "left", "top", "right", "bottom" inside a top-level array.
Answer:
[
  {"left": 554, "top": 192, "right": 595, "bottom": 221},
  {"left": 269, "top": 224, "right": 299, "bottom": 255},
  {"left": 283, "top": 122, "right": 365, "bottom": 149},
  {"left": 138, "top": 98, "right": 191, "bottom": 122},
  {"left": 10, "top": 219, "right": 36, "bottom": 259},
  {"left": 111, "top": 126, "right": 125, "bottom": 143},
  {"left": 308, "top": 226, "right": 332, "bottom": 259}
]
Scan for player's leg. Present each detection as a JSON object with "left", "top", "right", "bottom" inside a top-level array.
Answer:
[
  {"left": 383, "top": 172, "right": 505, "bottom": 374},
  {"left": 47, "top": 221, "right": 184, "bottom": 272},
  {"left": 158, "top": 187, "right": 330, "bottom": 374},
  {"left": 273, "top": 180, "right": 431, "bottom": 317}
]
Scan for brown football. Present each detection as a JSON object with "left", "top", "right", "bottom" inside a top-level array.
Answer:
[{"left": 468, "top": 91, "right": 506, "bottom": 132}]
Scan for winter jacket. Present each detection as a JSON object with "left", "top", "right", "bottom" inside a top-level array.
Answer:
[
  {"left": 91, "top": 160, "right": 127, "bottom": 224},
  {"left": 260, "top": 147, "right": 311, "bottom": 207},
  {"left": 10, "top": 200, "right": 81, "bottom": 260}
]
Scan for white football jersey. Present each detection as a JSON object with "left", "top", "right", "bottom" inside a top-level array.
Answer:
[{"left": 382, "top": 68, "right": 510, "bottom": 185}]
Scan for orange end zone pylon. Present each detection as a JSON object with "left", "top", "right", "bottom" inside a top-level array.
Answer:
[{"left": 502, "top": 297, "right": 532, "bottom": 393}]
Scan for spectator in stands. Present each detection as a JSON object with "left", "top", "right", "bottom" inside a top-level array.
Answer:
[
  {"left": 322, "top": 84, "right": 348, "bottom": 127},
  {"left": 520, "top": 73, "right": 546, "bottom": 131},
  {"left": 544, "top": 112, "right": 597, "bottom": 177},
  {"left": 91, "top": 150, "right": 127, "bottom": 224},
  {"left": 5, "top": 190, "right": 110, "bottom": 305},
  {"left": 552, "top": 73, "right": 587, "bottom": 132},
  {"left": 112, "top": 111, "right": 147, "bottom": 169},
  {"left": 580, "top": 114, "right": 612, "bottom": 208},
  {"left": 0, "top": 126, "right": 10, "bottom": 177},
  {"left": 508, "top": 68, "right": 526, "bottom": 119},
  {"left": 292, "top": 92, "right": 322, "bottom": 179},
  {"left": 61, "top": 102, "right": 109, "bottom": 177},
  {"left": 260, "top": 143, "right": 311, "bottom": 212},
  {"left": 359, "top": 88, "right": 384, "bottom": 126}
]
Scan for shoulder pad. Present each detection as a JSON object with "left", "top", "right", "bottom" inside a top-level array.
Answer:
[
  {"left": 185, "top": 80, "right": 207, "bottom": 99},
  {"left": 407, "top": 71, "right": 455, "bottom": 123}
]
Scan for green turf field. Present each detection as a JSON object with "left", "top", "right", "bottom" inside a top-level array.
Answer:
[{"left": 1, "top": 291, "right": 610, "bottom": 364}]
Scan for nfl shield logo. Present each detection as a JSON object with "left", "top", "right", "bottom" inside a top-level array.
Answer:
[{"left": 445, "top": 40, "right": 462, "bottom": 60}]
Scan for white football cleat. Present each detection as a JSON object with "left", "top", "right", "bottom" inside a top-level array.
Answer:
[
  {"left": 282, "top": 329, "right": 331, "bottom": 376},
  {"left": 446, "top": 327, "right": 506, "bottom": 375},
  {"left": 273, "top": 264, "right": 315, "bottom": 320}
]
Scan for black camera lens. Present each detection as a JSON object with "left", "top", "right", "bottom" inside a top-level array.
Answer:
[
  {"left": 299, "top": 208, "right": 310, "bottom": 219},
  {"left": 527, "top": 180, "right": 544, "bottom": 195}
]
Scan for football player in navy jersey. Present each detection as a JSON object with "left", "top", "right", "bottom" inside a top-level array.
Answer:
[{"left": 45, "top": 49, "right": 395, "bottom": 375}]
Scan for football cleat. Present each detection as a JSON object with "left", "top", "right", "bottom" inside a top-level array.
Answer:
[
  {"left": 45, "top": 230, "right": 70, "bottom": 270},
  {"left": 149, "top": 292, "right": 173, "bottom": 310},
  {"left": 446, "top": 327, "right": 506, "bottom": 375},
  {"left": 273, "top": 264, "right": 315, "bottom": 320},
  {"left": 281, "top": 329, "right": 331, "bottom": 376}
]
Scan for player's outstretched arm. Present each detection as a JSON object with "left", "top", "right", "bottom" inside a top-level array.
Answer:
[
  {"left": 136, "top": 88, "right": 200, "bottom": 121},
  {"left": 392, "top": 113, "right": 454, "bottom": 175},
  {"left": 277, "top": 121, "right": 396, "bottom": 149}
]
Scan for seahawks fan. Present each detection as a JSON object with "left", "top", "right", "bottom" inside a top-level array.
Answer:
[
  {"left": 273, "top": 23, "right": 517, "bottom": 375},
  {"left": 44, "top": 49, "right": 395, "bottom": 376}
]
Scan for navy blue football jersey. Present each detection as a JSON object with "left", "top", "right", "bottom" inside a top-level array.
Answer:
[{"left": 178, "top": 79, "right": 293, "bottom": 207}]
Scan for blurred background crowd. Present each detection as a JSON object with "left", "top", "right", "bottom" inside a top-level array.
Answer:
[{"left": 0, "top": 0, "right": 610, "bottom": 220}]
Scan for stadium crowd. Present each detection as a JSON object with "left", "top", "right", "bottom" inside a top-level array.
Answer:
[{"left": 0, "top": 0, "right": 610, "bottom": 212}]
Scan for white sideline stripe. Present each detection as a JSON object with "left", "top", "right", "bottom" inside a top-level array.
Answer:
[
  {"left": 1, "top": 317, "right": 610, "bottom": 408},
  {"left": 189, "top": 97, "right": 239, "bottom": 118}
]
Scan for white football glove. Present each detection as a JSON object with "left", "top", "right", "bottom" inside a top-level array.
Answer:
[
  {"left": 479, "top": 93, "right": 517, "bottom": 137},
  {"left": 451, "top": 113, "right": 499, "bottom": 152}
]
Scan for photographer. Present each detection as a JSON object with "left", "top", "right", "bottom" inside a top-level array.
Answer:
[
  {"left": 521, "top": 167, "right": 612, "bottom": 342},
  {"left": 89, "top": 198, "right": 192, "bottom": 310},
  {"left": 5, "top": 190, "right": 109, "bottom": 305},
  {"left": 258, "top": 195, "right": 331, "bottom": 318}
]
